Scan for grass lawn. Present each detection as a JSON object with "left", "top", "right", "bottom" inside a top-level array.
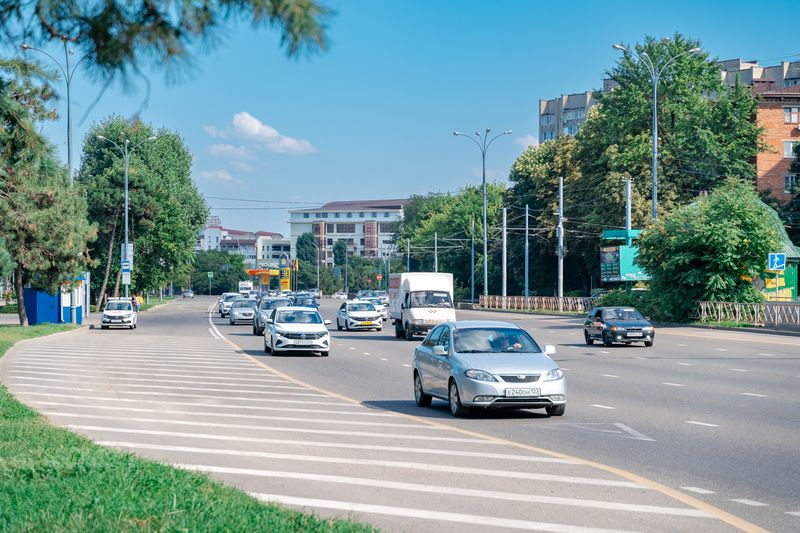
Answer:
[
  {"left": 0, "top": 324, "right": 376, "bottom": 532},
  {"left": 138, "top": 295, "right": 176, "bottom": 313}
]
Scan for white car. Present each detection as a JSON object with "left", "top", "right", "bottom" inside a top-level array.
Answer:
[
  {"left": 218, "top": 293, "right": 240, "bottom": 317},
  {"left": 333, "top": 291, "right": 348, "bottom": 299},
  {"left": 101, "top": 298, "right": 138, "bottom": 330},
  {"left": 363, "top": 297, "right": 388, "bottom": 321},
  {"left": 336, "top": 300, "right": 383, "bottom": 331},
  {"left": 263, "top": 307, "right": 331, "bottom": 356}
]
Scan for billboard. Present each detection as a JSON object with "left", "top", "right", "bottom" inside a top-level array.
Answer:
[{"left": 600, "top": 245, "right": 649, "bottom": 283}]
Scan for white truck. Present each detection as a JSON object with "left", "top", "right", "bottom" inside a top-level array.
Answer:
[
  {"left": 238, "top": 280, "right": 253, "bottom": 296},
  {"left": 389, "top": 272, "right": 456, "bottom": 340}
]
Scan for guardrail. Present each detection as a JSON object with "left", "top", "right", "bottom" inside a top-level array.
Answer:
[
  {"left": 479, "top": 295, "right": 596, "bottom": 313},
  {"left": 695, "top": 301, "right": 800, "bottom": 329}
]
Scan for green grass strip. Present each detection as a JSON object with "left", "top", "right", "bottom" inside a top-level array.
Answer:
[{"left": 0, "top": 324, "right": 376, "bottom": 532}]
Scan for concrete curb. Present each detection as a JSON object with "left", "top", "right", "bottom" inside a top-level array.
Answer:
[{"left": 679, "top": 323, "right": 800, "bottom": 338}]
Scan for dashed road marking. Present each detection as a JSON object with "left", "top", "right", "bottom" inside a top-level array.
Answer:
[
  {"left": 686, "top": 421, "right": 719, "bottom": 428},
  {"left": 714, "top": 348, "right": 727, "bottom": 352},
  {"left": 677, "top": 344, "right": 688, "bottom": 347},
  {"left": 662, "top": 383, "right": 683, "bottom": 387},
  {"left": 739, "top": 393, "right": 766, "bottom": 398},
  {"left": 600, "top": 350, "right": 610, "bottom": 354},
  {"left": 681, "top": 487, "right": 716, "bottom": 495},
  {"left": 348, "top": 347, "right": 355, "bottom": 350},
  {"left": 730, "top": 499, "right": 768, "bottom": 507},
  {"left": 635, "top": 357, "right": 647, "bottom": 360},
  {"left": 602, "top": 374, "right": 619, "bottom": 378},
  {"left": 402, "top": 364, "right": 411, "bottom": 368},
  {"left": 758, "top": 353, "right": 774, "bottom": 357},
  {"left": 590, "top": 404, "right": 616, "bottom": 410},
  {"left": 677, "top": 363, "right": 693, "bottom": 366},
  {"left": 729, "top": 368, "right": 748, "bottom": 373},
  {"left": 786, "top": 511, "right": 800, "bottom": 517},
  {"left": 380, "top": 358, "right": 388, "bottom": 361},
  {"left": 363, "top": 352, "right": 371, "bottom": 355}
]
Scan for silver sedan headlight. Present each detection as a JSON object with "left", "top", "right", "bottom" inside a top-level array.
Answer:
[
  {"left": 544, "top": 368, "right": 564, "bottom": 382},
  {"left": 465, "top": 369, "right": 498, "bottom": 382}
]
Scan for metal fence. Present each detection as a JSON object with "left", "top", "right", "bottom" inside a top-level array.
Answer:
[
  {"left": 695, "top": 301, "right": 800, "bottom": 329},
  {"left": 479, "top": 295, "right": 596, "bottom": 313}
]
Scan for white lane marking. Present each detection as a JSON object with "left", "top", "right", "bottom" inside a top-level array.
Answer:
[
  {"left": 560, "top": 368, "right": 570, "bottom": 371},
  {"left": 600, "top": 350, "right": 610, "bottom": 354},
  {"left": 714, "top": 348, "right": 727, "bottom": 352},
  {"left": 590, "top": 404, "right": 617, "bottom": 410},
  {"left": 251, "top": 493, "right": 644, "bottom": 533},
  {"left": 348, "top": 347, "right": 355, "bottom": 350},
  {"left": 11, "top": 383, "right": 329, "bottom": 399},
  {"left": 18, "top": 391, "right": 350, "bottom": 408},
  {"left": 685, "top": 421, "right": 720, "bottom": 428},
  {"left": 167, "top": 464, "right": 708, "bottom": 517},
  {"left": 786, "top": 511, "right": 800, "bottom": 517},
  {"left": 380, "top": 358, "right": 388, "bottom": 361},
  {"left": 72, "top": 426, "right": 576, "bottom": 463},
  {"left": 613, "top": 424, "right": 655, "bottom": 442},
  {"left": 363, "top": 352, "right": 371, "bottom": 355},
  {"left": 759, "top": 353, "right": 774, "bottom": 357},
  {"left": 18, "top": 348, "right": 243, "bottom": 358},
  {"left": 8, "top": 376, "right": 309, "bottom": 393},
  {"left": 676, "top": 363, "right": 693, "bottom": 366},
  {"left": 635, "top": 356, "right": 647, "bottom": 360},
  {"left": 7, "top": 366, "right": 286, "bottom": 382},
  {"left": 602, "top": 374, "right": 619, "bottom": 378},
  {"left": 681, "top": 487, "right": 715, "bottom": 495},
  {"left": 662, "top": 383, "right": 684, "bottom": 387},
  {"left": 7, "top": 370, "right": 289, "bottom": 387},
  {"left": 11, "top": 359, "right": 255, "bottom": 371},
  {"left": 730, "top": 499, "right": 768, "bottom": 507},
  {"left": 739, "top": 393, "right": 767, "bottom": 398},
  {"left": 728, "top": 368, "right": 748, "bottom": 373},
  {"left": 677, "top": 344, "right": 688, "bottom": 347},
  {"left": 402, "top": 364, "right": 411, "bottom": 368},
  {"left": 43, "top": 412, "right": 494, "bottom": 444},
  {"left": 17, "top": 352, "right": 249, "bottom": 364},
  {"left": 101, "top": 441, "right": 645, "bottom": 488}
]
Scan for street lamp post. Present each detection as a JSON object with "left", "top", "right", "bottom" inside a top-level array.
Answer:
[
  {"left": 310, "top": 240, "right": 320, "bottom": 294},
  {"left": 612, "top": 42, "right": 701, "bottom": 222},
  {"left": 453, "top": 129, "right": 512, "bottom": 297},
  {"left": 96, "top": 135, "right": 157, "bottom": 298},
  {"left": 21, "top": 40, "right": 89, "bottom": 184}
]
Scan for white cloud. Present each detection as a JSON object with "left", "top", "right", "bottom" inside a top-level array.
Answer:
[
  {"left": 515, "top": 134, "right": 539, "bottom": 148},
  {"left": 208, "top": 143, "right": 252, "bottom": 159},
  {"left": 204, "top": 112, "right": 317, "bottom": 155},
  {"left": 199, "top": 169, "right": 242, "bottom": 184}
]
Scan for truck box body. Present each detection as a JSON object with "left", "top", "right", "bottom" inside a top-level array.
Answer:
[
  {"left": 238, "top": 281, "right": 254, "bottom": 295},
  {"left": 389, "top": 272, "right": 456, "bottom": 338}
]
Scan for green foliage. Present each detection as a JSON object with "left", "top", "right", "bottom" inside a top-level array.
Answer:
[
  {"left": 636, "top": 179, "right": 779, "bottom": 320},
  {"left": 598, "top": 290, "right": 660, "bottom": 321},
  {"left": 332, "top": 240, "right": 347, "bottom": 266},
  {"left": 0, "top": 238, "right": 12, "bottom": 279},
  {"left": 190, "top": 251, "right": 248, "bottom": 295},
  {"left": 295, "top": 260, "right": 339, "bottom": 295},
  {"left": 3, "top": 1, "right": 333, "bottom": 84},
  {"left": 295, "top": 232, "right": 317, "bottom": 263}
]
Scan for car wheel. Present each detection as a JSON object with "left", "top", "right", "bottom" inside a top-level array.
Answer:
[
  {"left": 584, "top": 330, "right": 593, "bottom": 345},
  {"left": 448, "top": 380, "right": 466, "bottom": 417},
  {"left": 229, "top": 319, "right": 234, "bottom": 325},
  {"left": 414, "top": 372, "right": 432, "bottom": 407},
  {"left": 404, "top": 323, "right": 414, "bottom": 341},
  {"left": 101, "top": 325, "right": 108, "bottom": 330},
  {"left": 394, "top": 321, "right": 403, "bottom": 339},
  {"left": 344, "top": 320, "right": 350, "bottom": 331},
  {"left": 336, "top": 318, "right": 343, "bottom": 331},
  {"left": 320, "top": 351, "right": 329, "bottom": 357},
  {"left": 546, "top": 404, "right": 566, "bottom": 417},
  {"left": 644, "top": 340, "right": 654, "bottom": 347},
  {"left": 263, "top": 336, "right": 271, "bottom": 353},
  {"left": 377, "top": 327, "right": 382, "bottom": 332},
  {"left": 252, "top": 324, "right": 257, "bottom": 335},
  {"left": 602, "top": 331, "right": 613, "bottom": 347}
]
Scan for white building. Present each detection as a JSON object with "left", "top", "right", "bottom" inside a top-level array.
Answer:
[
  {"left": 289, "top": 199, "right": 408, "bottom": 265},
  {"left": 195, "top": 218, "right": 289, "bottom": 268}
]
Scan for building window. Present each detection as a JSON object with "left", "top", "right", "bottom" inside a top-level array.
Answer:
[
  {"left": 334, "top": 212, "right": 340, "bottom": 218},
  {"left": 564, "top": 125, "right": 579, "bottom": 136},
  {"left": 303, "top": 213, "right": 309, "bottom": 219},
  {"left": 786, "top": 175, "right": 798, "bottom": 194},
  {"left": 785, "top": 107, "right": 800, "bottom": 124},
  {"left": 785, "top": 79, "right": 800, "bottom": 87},
  {"left": 326, "top": 223, "right": 335, "bottom": 233},
  {"left": 321, "top": 212, "right": 328, "bottom": 218},
  {"left": 347, "top": 212, "right": 353, "bottom": 218},
  {"left": 384, "top": 212, "right": 391, "bottom": 218},
  {"left": 358, "top": 212, "right": 365, "bottom": 218},
  {"left": 315, "top": 213, "right": 321, "bottom": 218},
  {"left": 360, "top": 238, "right": 365, "bottom": 245},
  {"left": 784, "top": 141, "right": 800, "bottom": 158},
  {"left": 379, "top": 222, "right": 399, "bottom": 233},
  {"left": 540, "top": 114, "right": 554, "bottom": 125},
  {"left": 337, "top": 223, "right": 355, "bottom": 233},
  {"left": 327, "top": 238, "right": 333, "bottom": 245}
]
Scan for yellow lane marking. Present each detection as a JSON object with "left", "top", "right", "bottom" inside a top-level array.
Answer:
[{"left": 207, "top": 307, "right": 767, "bottom": 533}]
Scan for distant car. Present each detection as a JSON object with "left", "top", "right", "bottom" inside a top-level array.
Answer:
[
  {"left": 356, "top": 290, "right": 374, "bottom": 300},
  {"left": 372, "top": 290, "right": 389, "bottom": 305},
  {"left": 363, "top": 297, "right": 388, "bottom": 321},
  {"left": 583, "top": 307, "right": 655, "bottom": 347},
  {"left": 229, "top": 299, "right": 257, "bottom": 325},
  {"left": 333, "top": 291, "right": 347, "bottom": 299},
  {"left": 182, "top": 290, "right": 194, "bottom": 299},
  {"left": 218, "top": 292, "right": 239, "bottom": 317},
  {"left": 263, "top": 307, "right": 331, "bottom": 356},
  {"left": 336, "top": 300, "right": 382, "bottom": 331},
  {"left": 253, "top": 298, "right": 294, "bottom": 335},
  {"left": 413, "top": 321, "right": 565, "bottom": 417},
  {"left": 310, "top": 288, "right": 321, "bottom": 298},
  {"left": 101, "top": 298, "right": 138, "bottom": 330},
  {"left": 293, "top": 297, "right": 319, "bottom": 309}
]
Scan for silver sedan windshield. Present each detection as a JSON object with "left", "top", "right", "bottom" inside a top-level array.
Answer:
[{"left": 453, "top": 328, "right": 541, "bottom": 354}]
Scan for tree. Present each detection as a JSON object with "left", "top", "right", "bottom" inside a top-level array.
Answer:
[
  {"left": 295, "top": 232, "right": 317, "bottom": 263},
  {"left": 332, "top": 240, "right": 347, "bottom": 267},
  {"left": 2, "top": 1, "right": 332, "bottom": 84},
  {"left": 782, "top": 143, "right": 800, "bottom": 245},
  {"left": 636, "top": 179, "right": 780, "bottom": 320},
  {"left": 0, "top": 58, "right": 94, "bottom": 325},
  {"left": 190, "top": 251, "right": 247, "bottom": 295},
  {"left": 0, "top": 238, "right": 12, "bottom": 280}
]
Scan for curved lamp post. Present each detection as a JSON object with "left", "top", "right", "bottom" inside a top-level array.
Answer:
[
  {"left": 612, "top": 43, "right": 701, "bottom": 222},
  {"left": 453, "top": 129, "right": 512, "bottom": 296}
]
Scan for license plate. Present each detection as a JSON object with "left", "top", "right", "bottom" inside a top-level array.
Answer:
[
  {"left": 627, "top": 332, "right": 643, "bottom": 337},
  {"left": 506, "top": 388, "right": 541, "bottom": 397},
  {"left": 360, "top": 321, "right": 372, "bottom": 325},
  {"left": 295, "top": 340, "right": 313, "bottom": 345},
  {"left": 111, "top": 319, "right": 122, "bottom": 322}
]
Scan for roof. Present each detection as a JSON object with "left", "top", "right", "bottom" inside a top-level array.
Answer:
[
  {"left": 760, "top": 85, "right": 800, "bottom": 99},
  {"left": 764, "top": 204, "right": 800, "bottom": 260},
  {"left": 290, "top": 198, "right": 409, "bottom": 213},
  {"left": 255, "top": 231, "right": 284, "bottom": 238}
]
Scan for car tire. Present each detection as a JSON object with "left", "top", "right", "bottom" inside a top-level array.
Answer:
[
  {"left": 584, "top": 331, "right": 593, "bottom": 345},
  {"left": 337, "top": 318, "right": 343, "bottom": 331},
  {"left": 320, "top": 351, "right": 329, "bottom": 357},
  {"left": 344, "top": 321, "right": 350, "bottom": 331},
  {"left": 448, "top": 380, "right": 466, "bottom": 417},
  {"left": 644, "top": 340, "right": 654, "bottom": 347},
  {"left": 414, "top": 372, "right": 432, "bottom": 407},
  {"left": 546, "top": 404, "right": 566, "bottom": 417},
  {"left": 602, "top": 331, "right": 613, "bottom": 347},
  {"left": 395, "top": 321, "right": 403, "bottom": 339},
  {"left": 264, "top": 336, "right": 271, "bottom": 353},
  {"left": 377, "top": 327, "right": 382, "bottom": 332},
  {"left": 404, "top": 323, "right": 414, "bottom": 341},
  {"left": 101, "top": 325, "right": 108, "bottom": 330}
]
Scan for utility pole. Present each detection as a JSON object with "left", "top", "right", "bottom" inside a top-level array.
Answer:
[
  {"left": 625, "top": 178, "right": 632, "bottom": 232},
  {"left": 524, "top": 204, "right": 529, "bottom": 297},
  {"left": 345, "top": 252, "right": 349, "bottom": 295},
  {"left": 407, "top": 239, "right": 411, "bottom": 272},
  {"left": 501, "top": 208, "right": 507, "bottom": 300},
  {"left": 434, "top": 232, "right": 438, "bottom": 273},
  {"left": 557, "top": 176, "right": 565, "bottom": 310},
  {"left": 471, "top": 219, "right": 475, "bottom": 303}
]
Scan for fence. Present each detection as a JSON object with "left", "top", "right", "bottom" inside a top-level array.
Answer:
[
  {"left": 480, "top": 295, "right": 596, "bottom": 313},
  {"left": 695, "top": 301, "right": 800, "bottom": 329}
]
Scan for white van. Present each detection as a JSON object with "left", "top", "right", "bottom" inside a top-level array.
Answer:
[{"left": 389, "top": 272, "right": 456, "bottom": 340}]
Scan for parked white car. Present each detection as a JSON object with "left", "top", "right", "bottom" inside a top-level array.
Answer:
[
  {"left": 263, "top": 307, "right": 331, "bottom": 356},
  {"left": 336, "top": 300, "right": 383, "bottom": 331},
  {"left": 101, "top": 298, "right": 138, "bottom": 330}
]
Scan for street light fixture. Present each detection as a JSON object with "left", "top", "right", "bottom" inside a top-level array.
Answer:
[
  {"left": 453, "top": 128, "right": 512, "bottom": 297},
  {"left": 20, "top": 41, "right": 89, "bottom": 184},
  {"left": 613, "top": 42, "right": 702, "bottom": 222},
  {"left": 97, "top": 134, "right": 158, "bottom": 298}
]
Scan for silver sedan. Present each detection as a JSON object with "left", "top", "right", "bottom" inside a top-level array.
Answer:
[
  {"left": 229, "top": 299, "right": 257, "bottom": 325},
  {"left": 412, "top": 321, "right": 566, "bottom": 417}
]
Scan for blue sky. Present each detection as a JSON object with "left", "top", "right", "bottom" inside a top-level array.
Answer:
[{"left": 33, "top": 0, "right": 800, "bottom": 235}]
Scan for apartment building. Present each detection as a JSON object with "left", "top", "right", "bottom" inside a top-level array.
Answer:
[
  {"left": 289, "top": 199, "right": 408, "bottom": 265},
  {"left": 538, "top": 90, "right": 597, "bottom": 142},
  {"left": 756, "top": 85, "right": 800, "bottom": 202},
  {"left": 195, "top": 218, "right": 290, "bottom": 268}
]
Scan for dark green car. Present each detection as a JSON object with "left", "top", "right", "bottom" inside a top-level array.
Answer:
[{"left": 583, "top": 307, "right": 655, "bottom": 347}]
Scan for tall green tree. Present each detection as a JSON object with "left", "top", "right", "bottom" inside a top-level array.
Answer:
[
  {"left": 0, "top": 58, "right": 94, "bottom": 325},
  {"left": 190, "top": 251, "right": 247, "bottom": 295},
  {"left": 332, "top": 240, "right": 347, "bottom": 267},
  {"left": 636, "top": 179, "right": 779, "bottom": 320},
  {"left": 295, "top": 232, "right": 317, "bottom": 263}
]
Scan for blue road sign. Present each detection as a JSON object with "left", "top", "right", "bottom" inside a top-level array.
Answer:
[
  {"left": 768, "top": 253, "right": 786, "bottom": 271},
  {"left": 122, "top": 260, "right": 131, "bottom": 273}
]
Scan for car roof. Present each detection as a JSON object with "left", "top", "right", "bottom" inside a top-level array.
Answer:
[
  {"left": 274, "top": 306, "right": 319, "bottom": 312},
  {"left": 448, "top": 320, "right": 523, "bottom": 330}
]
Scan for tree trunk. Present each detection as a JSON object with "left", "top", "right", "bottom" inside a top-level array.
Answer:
[
  {"left": 113, "top": 265, "right": 122, "bottom": 298},
  {"left": 15, "top": 266, "right": 27, "bottom": 327},
  {"left": 96, "top": 209, "right": 121, "bottom": 308}
]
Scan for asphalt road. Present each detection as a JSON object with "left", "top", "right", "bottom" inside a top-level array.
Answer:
[{"left": 1, "top": 296, "right": 797, "bottom": 532}]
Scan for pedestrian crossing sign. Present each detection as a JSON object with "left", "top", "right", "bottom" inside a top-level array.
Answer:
[{"left": 768, "top": 253, "right": 786, "bottom": 271}]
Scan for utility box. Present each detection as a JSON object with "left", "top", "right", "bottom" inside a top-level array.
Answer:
[{"left": 23, "top": 288, "right": 60, "bottom": 325}]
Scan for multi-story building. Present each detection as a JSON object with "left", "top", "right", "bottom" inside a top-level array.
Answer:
[
  {"left": 756, "top": 85, "right": 800, "bottom": 202},
  {"left": 195, "top": 217, "right": 290, "bottom": 268},
  {"left": 719, "top": 59, "right": 800, "bottom": 90},
  {"left": 538, "top": 90, "right": 597, "bottom": 142},
  {"left": 289, "top": 199, "right": 408, "bottom": 265}
]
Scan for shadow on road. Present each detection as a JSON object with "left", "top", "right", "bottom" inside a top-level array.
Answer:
[{"left": 362, "top": 399, "right": 551, "bottom": 421}]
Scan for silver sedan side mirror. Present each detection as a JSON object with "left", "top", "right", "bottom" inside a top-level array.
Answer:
[
  {"left": 545, "top": 344, "right": 556, "bottom": 355},
  {"left": 323, "top": 319, "right": 332, "bottom": 325},
  {"left": 431, "top": 345, "right": 447, "bottom": 356}
]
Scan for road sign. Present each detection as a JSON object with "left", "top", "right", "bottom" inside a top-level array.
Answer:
[
  {"left": 376, "top": 273, "right": 383, "bottom": 281},
  {"left": 121, "top": 261, "right": 131, "bottom": 273},
  {"left": 768, "top": 253, "right": 786, "bottom": 271},
  {"left": 207, "top": 271, "right": 213, "bottom": 278},
  {"left": 122, "top": 272, "right": 131, "bottom": 285}
]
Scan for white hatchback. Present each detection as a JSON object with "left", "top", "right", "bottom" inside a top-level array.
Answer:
[
  {"left": 101, "top": 298, "right": 138, "bottom": 330},
  {"left": 336, "top": 300, "right": 383, "bottom": 331},
  {"left": 264, "top": 307, "right": 331, "bottom": 356}
]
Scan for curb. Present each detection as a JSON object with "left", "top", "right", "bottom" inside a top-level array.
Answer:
[{"left": 680, "top": 323, "right": 800, "bottom": 338}]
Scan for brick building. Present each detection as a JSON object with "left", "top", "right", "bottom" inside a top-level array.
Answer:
[{"left": 756, "top": 85, "right": 800, "bottom": 202}]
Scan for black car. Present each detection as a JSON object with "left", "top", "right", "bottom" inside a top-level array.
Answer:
[{"left": 583, "top": 306, "right": 655, "bottom": 347}]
